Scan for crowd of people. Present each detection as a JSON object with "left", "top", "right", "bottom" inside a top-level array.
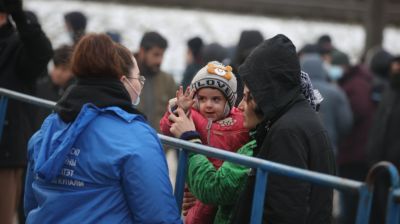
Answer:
[{"left": 1, "top": 0, "right": 400, "bottom": 223}]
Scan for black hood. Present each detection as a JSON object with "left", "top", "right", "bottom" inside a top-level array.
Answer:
[
  {"left": 55, "top": 77, "right": 143, "bottom": 123},
  {"left": 369, "top": 49, "right": 393, "bottom": 78},
  {"left": 239, "top": 34, "right": 301, "bottom": 121}
]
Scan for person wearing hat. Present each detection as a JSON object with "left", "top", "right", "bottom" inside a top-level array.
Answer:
[
  {"left": 181, "top": 36, "right": 204, "bottom": 89},
  {"left": 335, "top": 51, "right": 375, "bottom": 224},
  {"left": 64, "top": 11, "right": 87, "bottom": 45},
  {"left": 0, "top": 0, "right": 53, "bottom": 223},
  {"left": 168, "top": 34, "right": 335, "bottom": 223},
  {"left": 231, "top": 30, "right": 264, "bottom": 104},
  {"left": 160, "top": 61, "right": 250, "bottom": 224}
]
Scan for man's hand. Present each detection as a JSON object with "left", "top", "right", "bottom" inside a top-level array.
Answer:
[
  {"left": 176, "top": 86, "right": 195, "bottom": 112},
  {"left": 169, "top": 108, "right": 196, "bottom": 138}
]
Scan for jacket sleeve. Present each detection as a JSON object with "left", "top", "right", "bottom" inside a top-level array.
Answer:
[
  {"left": 24, "top": 131, "right": 43, "bottom": 216},
  {"left": 24, "top": 161, "right": 37, "bottom": 216},
  {"left": 12, "top": 10, "right": 53, "bottom": 81},
  {"left": 343, "top": 78, "right": 373, "bottom": 125},
  {"left": 159, "top": 111, "right": 173, "bottom": 135},
  {"left": 335, "top": 90, "right": 353, "bottom": 140},
  {"left": 366, "top": 92, "right": 389, "bottom": 165},
  {"left": 122, "top": 125, "right": 182, "bottom": 224},
  {"left": 187, "top": 143, "right": 253, "bottom": 205}
]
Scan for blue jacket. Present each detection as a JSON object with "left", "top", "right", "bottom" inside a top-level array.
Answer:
[{"left": 24, "top": 104, "right": 182, "bottom": 224}]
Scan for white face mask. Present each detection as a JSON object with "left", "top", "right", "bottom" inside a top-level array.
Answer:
[
  {"left": 324, "top": 63, "right": 344, "bottom": 81},
  {"left": 328, "top": 65, "right": 344, "bottom": 81},
  {"left": 132, "top": 95, "right": 140, "bottom": 106},
  {"left": 123, "top": 77, "right": 142, "bottom": 106}
]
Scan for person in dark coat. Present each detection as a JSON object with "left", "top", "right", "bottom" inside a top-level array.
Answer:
[
  {"left": 365, "top": 47, "right": 393, "bottom": 105},
  {"left": 0, "top": 0, "right": 53, "bottom": 223},
  {"left": 367, "top": 56, "right": 400, "bottom": 224},
  {"left": 231, "top": 34, "right": 335, "bottom": 224},
  {"left": 231, "top": 30, "right": 264, "bottom": 105},
  {"left": 64, "top": 11, "right": 87, "bottom": 45},
  {"left": 300, "top": 53, "right": 353, "bottom": 153},
  {"left": 169, "top": 34, "right": 335, "bottom": 223},
  {"left": 335, "top": 57, "right": 375, "bottom": 224},
  {"left": 181, "top": 36, "right": 204, "bottom": 89},
  {"left": 35, "top": 45, "right": 75, "bottom": 129}
]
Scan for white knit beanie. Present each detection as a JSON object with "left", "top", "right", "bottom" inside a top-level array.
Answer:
[{"left": 190, "top": 61, "right": 237, "bottom": 108}]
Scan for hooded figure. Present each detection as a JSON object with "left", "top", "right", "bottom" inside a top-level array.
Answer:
[
  {"left": 64, "top": 11, "right": 87, "bottom": 44},
  {"left": 301, "top": 53, "right": 353, "bottom": 152},
  {"left": 232, "top": 30, "right": 264, "bottom": 104},
  {"left": 232, "top": 34, "right": 335, "bottom": 223}
]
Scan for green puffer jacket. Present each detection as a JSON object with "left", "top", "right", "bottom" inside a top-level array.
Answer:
[{"left": 186, "top": 140, "right": 257, "bottom": 224}]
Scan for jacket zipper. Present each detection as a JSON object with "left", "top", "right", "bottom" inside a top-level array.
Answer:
[{"left": 206, "top": 119, "right": 212, "bottom": 145}]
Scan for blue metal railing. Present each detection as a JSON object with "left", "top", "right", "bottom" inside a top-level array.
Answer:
[{"left": 1, "top": 87, "right": 399, "bottom": 223}]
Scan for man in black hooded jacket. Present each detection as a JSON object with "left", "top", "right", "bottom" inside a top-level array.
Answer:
[{"left": 0, "top": 0, "right": 53, "bottom": 222}]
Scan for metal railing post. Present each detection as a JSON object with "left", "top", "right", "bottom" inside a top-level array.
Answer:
[
  {"left": 365, "top": 161, "right": 400, "bottom": 224},
  {"left": 174, "top": 148, "right": 188, "bottom": 213},
  {"left": 385, "top": 188, "right": 400, "bottom": 224},
  {"left": 250, "top": 169, "right": 268, "bottom": 224},
  {"left": 0, "top": 96, "right": 8, "bottom": 142},
  {"left": 355, "top": 184, "right": 373, "bottom": 224}
]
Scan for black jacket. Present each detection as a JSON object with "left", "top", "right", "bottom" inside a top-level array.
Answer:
[
  {"left": 232, "top": 34, "right": 335, "bottom": 223},
  {"left": 367, "top": 83, "right": 400, "bottom": 169},
  {"left": 0, "top": 12, "right": 53, "bottom": 167}
]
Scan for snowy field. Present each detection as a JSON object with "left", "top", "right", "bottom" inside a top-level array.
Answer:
[{"left": 25, "top": 0, "right": 400, "bottom": 82}]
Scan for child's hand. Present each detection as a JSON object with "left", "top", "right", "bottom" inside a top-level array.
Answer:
[{"left": 176, "top": 86, "right": 195, "bottom": 112}]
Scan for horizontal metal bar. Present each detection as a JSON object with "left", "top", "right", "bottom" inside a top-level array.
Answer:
[
  {"left": 0, "top": 88, "right": 56, "bottom": 109},
  {"left": 158, "top": 134, "right": 363, "bottom": 192},
  {"left": 0, "top": 87, "right": 363, "bottom": 192}
]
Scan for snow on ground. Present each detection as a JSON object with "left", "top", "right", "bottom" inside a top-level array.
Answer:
[{"left": 26, "top": 0, "right": 400, "bottom": 82}]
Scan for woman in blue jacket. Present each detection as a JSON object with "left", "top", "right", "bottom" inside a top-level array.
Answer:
[{"left": 24, "top": 33, "right": 182, "bottom": 224}]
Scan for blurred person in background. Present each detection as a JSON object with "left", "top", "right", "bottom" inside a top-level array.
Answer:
[
  {"left": 135, "top": 31, "right": 177, "bottom": 131},
  {"left": 317, "top": 34, "right": 334, "bottom": 53},
  {"left": 35, "top": 45, "right": 75, "bottom": 129},
  {"left": 333, "top": 50, "right": 375, "bottom": 224},
  {"left": 201, "top": 42, "right": 228, "bottom": 66},
  {"left": 0, "top": 0, "right": 53, "bottom": 223},
  {"left": 64, "top": 11, "right": 87, "bottom": 45},
  {"left": 24, "top": 33, "right": 181, "bottom": 223},
  {"left": 181, "top": 36, "right": 204, "bottom": 89},
  {"left": 231, "top": 30, "right": 264, "bottom": 104},
  {"left": 106, "top": 30, "right": 122, "bottom": 43},
  {"left": 365, "top": 47, "right": 393, "bottom": 105},
  {"left": 367, "top": 56, "right": 400, "bottom": 224},
  {"left": 300, "top": 53, "right": 352, "bottom": 154}
]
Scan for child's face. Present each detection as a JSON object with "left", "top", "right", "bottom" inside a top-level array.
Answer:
[{"left": 197, "top": 88, "right": 227, "bottom": 121}]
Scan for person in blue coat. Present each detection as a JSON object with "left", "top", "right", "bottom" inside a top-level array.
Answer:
[{"left": 24, "top": 33, "right": 182, "bottom": 224}]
